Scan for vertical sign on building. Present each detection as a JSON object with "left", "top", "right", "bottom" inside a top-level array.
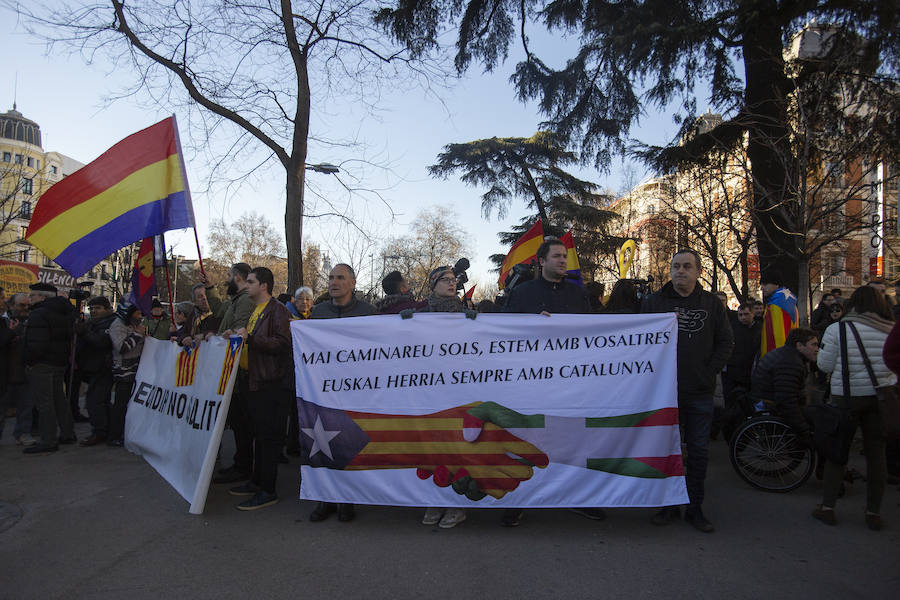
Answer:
[{"left": 870, "top": 162, "right": 884, "bottom": 278}]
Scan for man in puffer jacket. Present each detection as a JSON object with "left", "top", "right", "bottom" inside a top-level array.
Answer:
[
  {"left": 749, "top": 327, "right": 819, "bottom": 442},
  {"left": 23, "top": 283, "right": 75, "bottom": 455},
  {"left": 108, "top": 303, "right": 146, "bottom": 447},
  {"left": 815, "top": 285, "right": 895, "bottom": 530}
]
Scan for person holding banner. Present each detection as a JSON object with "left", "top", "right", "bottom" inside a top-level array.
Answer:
[
  {"left": 76, "top": 297, "right": 116, "bottom": 447},
  {"left": 641, "top": 249, "right": 733, "bottom": 533},
  {"left": 108, "top": 302, "right": 146, "bottom": 447},
  {"left": 308, "top": 263, "right": 376, "bottom": 523},
  {"left": 227, "top": 267, "right": 293, "bottom": 511},
  {"left": 500, "top": 238, "right": 597, "bottom": 527}
]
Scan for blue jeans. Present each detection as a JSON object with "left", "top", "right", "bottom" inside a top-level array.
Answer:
[{"left": 680, "top": 394, "right": 713, "bottom": 507}]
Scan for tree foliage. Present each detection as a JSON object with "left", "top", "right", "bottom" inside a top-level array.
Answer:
[{"left": 378, "top": 0, "right": 900, "bottom": 289}]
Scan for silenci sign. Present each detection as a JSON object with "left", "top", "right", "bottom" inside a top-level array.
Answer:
[{"left": 37, "top": 267, "right": 77, "bottom": 291}]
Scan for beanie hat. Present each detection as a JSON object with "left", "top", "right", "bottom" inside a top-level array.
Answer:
[{"left": 429, "top": 266, "right": 452, "bottom": 290}]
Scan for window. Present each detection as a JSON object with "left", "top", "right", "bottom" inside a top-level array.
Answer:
[
  {"left": 18, "top": 250, "right": 29, "bottom": 263},
  {"left": 19, "top": 200, "right": 31, "bottom": 218},
  {"left": 825, "top": 253, "right": 846, "bottom": 277},
  {"left": 35, "top": 159, "right": 40, "bottom": 170},
  {"left": 26, "top": 157, "right": 33, "bottom": 167},
  {"left": 1, "top": 152, "right": 9, "bottom": 163},
  {"left": 50, "top": 165, "right": 57, "bottom": 175},
  {"left": 19, "top": 226, "right": 28, "bottom": 239},
  {"left": 14, "top": 154, "right": 23, "bottom": 164},
  {"left": 43, "top": 255, "right": 53, "bottom": 267},
  {"left": 22, "top": 178, "right": 33, "bottom": 195}
]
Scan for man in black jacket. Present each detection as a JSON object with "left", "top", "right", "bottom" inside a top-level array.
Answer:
[
  {"left": 501, "top": 238, "right": 597, "bottom": 527},
  {"left": 77, "top": 297, "right": 116, "bottom": 447},
  {"left": 723, "top": 303, "right": 762, "bottom": 399},
  {"left": 641, "top": 249, "right": 733, "bottom": 532},
  {"left": 749, "top": 328, "right": 818, "bottom": 441},
  {"left": 503, "top": 239, "right": 590, "bottom": 315},
  {"left": 23, "top": 283, "right": 75, "bottom": 455}
]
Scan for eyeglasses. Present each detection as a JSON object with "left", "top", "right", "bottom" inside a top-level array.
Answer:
[{"left": 437, "top": 276, "right": 457, "bottom": 285}]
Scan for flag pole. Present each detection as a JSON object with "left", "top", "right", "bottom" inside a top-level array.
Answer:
[
  {"left": 171, "top": 114, "right": 206, "bottom": 277},
  {"left": 163, "top": 245, "right": 176, "bottom": 315}
]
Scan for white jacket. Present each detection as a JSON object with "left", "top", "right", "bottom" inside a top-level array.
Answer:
[{"left": 817, "top": 312, "right": 897, "bottom": 396}]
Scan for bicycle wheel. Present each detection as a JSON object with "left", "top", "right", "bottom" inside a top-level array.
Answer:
[{"left": 729, "top": 416, "right": 815, "bottom": 492}]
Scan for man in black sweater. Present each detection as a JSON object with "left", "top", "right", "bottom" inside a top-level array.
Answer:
[{"left": 642, "top": 249, "right": 733, "bottom": 532}]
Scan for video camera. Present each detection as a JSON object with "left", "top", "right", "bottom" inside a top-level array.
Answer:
[
  {"left": 452, "top": 258, "right": 470, "bottom": 291},
  {"left": 628, "top": 276, "right": 654, "bottom": 299},
  {"left": 68, "top": 281, "right": 94, "bottom": 303},
  {"left": 503, "top": 261, "right": 536, "bottom": 291}
]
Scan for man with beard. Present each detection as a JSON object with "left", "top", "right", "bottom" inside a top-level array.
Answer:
[
  {"left": 376, "top": 271, "right": 426, "bottom": 314},
  {"left": 181, "top": 273, "right": 225, "bottom": 346},
  {"left": 214, "top": 262, "right": 257, "bottom": 484},
  {"left": 77, "top": 297, "right": 117, "bottom": 446},
  {"left": 307, "top": 264, "right": 375, "bottom": 523}
]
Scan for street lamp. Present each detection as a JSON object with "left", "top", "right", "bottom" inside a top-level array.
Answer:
[{"left": 306, "top": 162, "right": 340, "bottom": 174}]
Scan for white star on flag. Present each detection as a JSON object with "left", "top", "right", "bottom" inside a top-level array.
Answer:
[{"left": 301, "top": 416, "right": 341, "bottom": 460}]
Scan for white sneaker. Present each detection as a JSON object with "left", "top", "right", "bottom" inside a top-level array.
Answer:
[
  {"left": 422, "top": 507, "right": 445, "bottom": 525},
  {"left": 15, "top": 433, "right": 37, "bottom": 447},
  {"left": 438, "top": 508, "right": 466, "bottom": 529}
]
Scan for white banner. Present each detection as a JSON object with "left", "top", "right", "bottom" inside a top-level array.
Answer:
[
  {"left": 292, "top": 313, "right": 688, "bottom": 508},
  {"left": 125, "top": 335, "right": 243, "bottom": 514}
]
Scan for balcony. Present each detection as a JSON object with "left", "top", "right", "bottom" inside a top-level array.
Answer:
[{"left": 822, "top": 275, "right": 854, "bottom": 289}]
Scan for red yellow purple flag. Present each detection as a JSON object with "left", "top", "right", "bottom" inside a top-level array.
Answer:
[
  {"left": 498, "top": 219, "right": 543, "bottom": 288},
  {"left": 25, "top": 117, "right": 193, "bottom": 278},
  {"left": 560, "top": 230, "right": 583, "bottom": 287}
]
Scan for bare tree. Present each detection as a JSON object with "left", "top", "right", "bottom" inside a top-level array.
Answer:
[
  {"left": 381, "top": 206, "right": 471, "bottom": 299},
  {"left": 207, "top": 210, "right": 290, "bottom": 291},
  {"left": 14, "top": 0, "right": 445, "bottom": 291},
  {"left": 0, "top": 157, "right": 38, "bottom": 260}
]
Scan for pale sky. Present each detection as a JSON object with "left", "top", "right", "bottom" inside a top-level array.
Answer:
[{"left": 1, "top": 5, "right": 679, "bottom": 292}]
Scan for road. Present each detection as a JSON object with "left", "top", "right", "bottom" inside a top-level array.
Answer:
[{"left": 1, "top": 421, "right": 897, "bottom": 599}]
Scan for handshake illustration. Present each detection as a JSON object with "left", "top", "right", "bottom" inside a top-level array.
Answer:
[{"left": 300, "top": 399, "right": 681, "bottom": 502}]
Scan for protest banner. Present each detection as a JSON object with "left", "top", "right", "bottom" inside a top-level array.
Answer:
[
  {"left": 292, "top": 312, "right": 688, "bottom": 508},
  {"left": 125, "top": 335, "right": 243, "bottom": 514}
]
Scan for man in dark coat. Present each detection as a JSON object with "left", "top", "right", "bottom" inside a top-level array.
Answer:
[
  {"left": 307, "top": 263, "right": 375, "bottom": 522},
  {"left": 642, "top": 249, "right": 733, "bottom": 532},
  {"left": 23, "top": 283, "right": 75, "bottom": 454},
  {"left": 77, "top": 297, "right": 116, "bottom": 446},
  {"left": 375, "top": 271, "right": 426, "bottom": 314},
  {"left": 228, "top": 266, "right": 294, "bottom": 511}
]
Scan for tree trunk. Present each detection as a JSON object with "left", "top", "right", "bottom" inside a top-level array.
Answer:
[
  {"left": 797, "top": 256, "right": 810, "bottom": 326},
  {"left": 286, "top": 50, "right": 311, "bottom": 293},
  {"left": 740, "top": 1, "right": 798, "bottom": 292}
]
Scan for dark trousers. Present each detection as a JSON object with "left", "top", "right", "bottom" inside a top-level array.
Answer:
[
  {"left": 286, "top": 396, "right": 301, "bottom": 453},
  {"left": 822, "top": 394, "right": 886, "bottom": 513},
  {"left": 109, "top": 379, "right": 134, "bottom": 443},
  {"left": 227, "top": 370, "right": 253, "bottom": 474},
  {"left": 680, "top": 394, "right": 713, "bottom": 507},
  {"left": 68, "top": 368, "right": 84, "bottom": 418},
  {"left": 27, "top": 363, "right": 73, "bottom": 445},
  {"left": 248, "top": 385, "right": 291, "bottom": 494},
  {"left": 85, "top": 371, "right": 113, "bottom": 437}
]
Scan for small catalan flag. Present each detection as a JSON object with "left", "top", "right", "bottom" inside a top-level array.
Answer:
[
  {"left": 175, "top": 345, "right": 200, "bottom": 387},
  {"left": 217, "top": 336, "right": 243, "bottom": 395}
]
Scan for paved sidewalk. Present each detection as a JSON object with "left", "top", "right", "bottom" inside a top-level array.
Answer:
[{"left": 1, "top": 422, "right": 897, "bottom": 599}]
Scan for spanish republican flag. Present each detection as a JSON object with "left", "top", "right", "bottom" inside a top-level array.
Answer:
[
  {"left": 761, "top": 287, "right": 799, "bottom": 357},
  {"left": 26, "top": 117, "right": 193, "bottom": 278},
  {"left": 498, "top": 219, "right": 544, "bottom": 288},
  {"left": 560, "top": 230, "right": 583, "bottom": 287}
]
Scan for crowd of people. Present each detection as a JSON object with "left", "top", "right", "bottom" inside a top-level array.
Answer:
[{"left": 2, "top": 240, "right": 898, "bottom": 531}]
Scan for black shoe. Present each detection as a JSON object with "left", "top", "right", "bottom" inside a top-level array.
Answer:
[
  {"left": 569, "top": 507, "right": 607, "bottom": 521},
  {"left": 106, "top": 439, "right": 124, "bottom": 447},
  {"left": 73, "top": 414, "right": 90, "bottom": 423},
  {"left": 651, "top": 506, "right": 681, "bottom": 526},
  {"left": 58, "top": 436, "right": 77, "bottom": 445},
  {"left": 213, "top": 466, "right": 250, "bottom": 484},
  {"left": 865, "top": 512, "right": 883, "bottom": 531},
  {"left": 229, "top": 482, "right": 260, "bottom": 497},
  {"left": 236, "top": 491, "right": 279, "bottom": 511},
  {"left": 501, "top": 509, "right": 523, "bottom": 527},
  {"left": 337, "top": 503, "right": 356, "bottom": 522},
  {"left": 309, "top": 502, "right": 336, "bottom": 522},
  {"left": 24, "top": 443, "right": 59, "bottom": 455},
  {"left": 684, "top": 507, "right": 715, "bottom": 533},
  {"left": 812, "top": 505, "right": 837, "bottom": 526},
  {"left": 80, "top": 434, "right": 106, "bottom": 447}
]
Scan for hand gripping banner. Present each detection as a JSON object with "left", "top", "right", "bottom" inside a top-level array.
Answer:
[
  {"left": 292, "top": 313, "right": 688, "bottom": 508},
  {"left": 125, "top": 336, "right": 243, "bottom": 514}
]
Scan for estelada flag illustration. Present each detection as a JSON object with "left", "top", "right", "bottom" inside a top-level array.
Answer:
[
  {"left": 25, "top": 117, "right": 194, "bottom": 278},
  {"left": 760, "top": 287, "right": 799, "bottom": 357},
  {"left": 175, "top": 345, "right": 200, "bottom": 387},
  {"left": 498, "top": 219, "right": 544, "bottom": 288},
  {"left": 299, "top": 399, "right": 682, "bottom": 501},
  {"left": 128, "top": 236, "right": 159, "bottom": 317},
  {"left": 217, "top": 336, "right": 243, "bottom": 395},
  {"left": 560, "top": 230, "right": 583, "bottom": 287}
]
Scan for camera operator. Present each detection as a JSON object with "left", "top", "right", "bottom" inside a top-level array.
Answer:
[
  {"left": 501, "top": 238, "right": 596, "bottom": 527},
  {"left": 76, "top": 297, "right": 116, "bottom": 446}
]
